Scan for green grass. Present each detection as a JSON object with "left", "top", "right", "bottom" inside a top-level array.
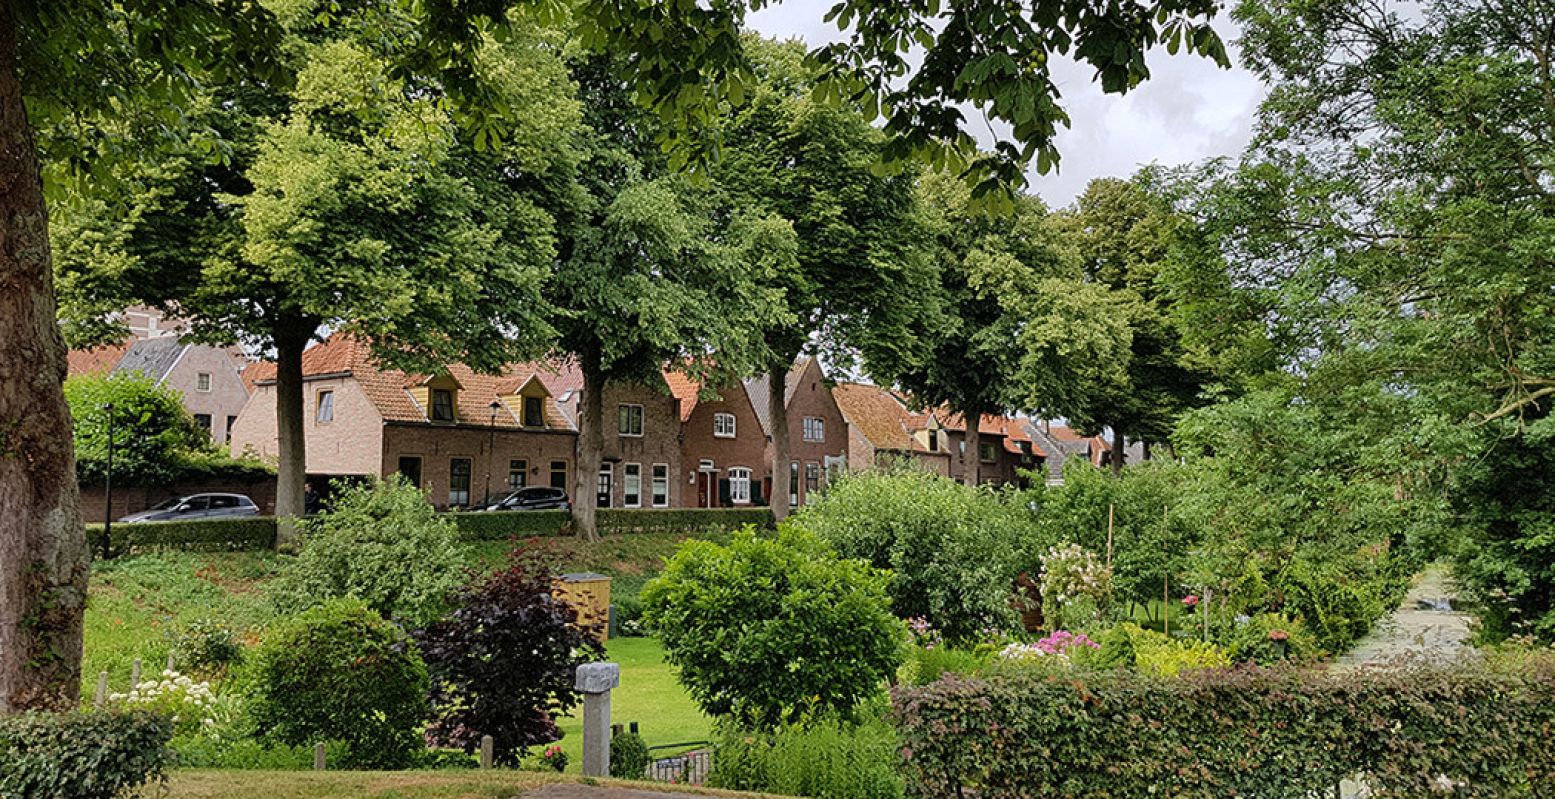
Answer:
[
  {"left": 164, "top": 769, "right": 773, "bottom": 798},
  {"left": 551, "top": 637, "right": 711, "bottom": 772}
]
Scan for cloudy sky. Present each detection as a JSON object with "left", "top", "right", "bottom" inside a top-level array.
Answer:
[{"left": 745, "top": 2, "right": 1268, "bottom": 208}]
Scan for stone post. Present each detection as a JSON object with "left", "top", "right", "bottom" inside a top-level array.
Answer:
[{"left": 575, "top": 662, "right": 620, "bottom": 777}]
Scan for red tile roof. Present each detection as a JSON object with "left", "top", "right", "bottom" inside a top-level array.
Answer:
[
  {"left": 834, "top": 382, "right": 923, "bottom": 453},
  {"left": 662, "top": 370, "right": 701, "bottom": 422},
  {"left": 66, "top": 340, "right": 132, "bottom": 378}
]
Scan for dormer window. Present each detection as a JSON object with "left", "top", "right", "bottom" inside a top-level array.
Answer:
[
  {"left": 928, "top": 430, "right": 939, "bottom": 451},
  {"left": 431, "top": 389, "right": 455, "bottom": 422},
  {"left": 523, "top": 395, "right": 544, "bottom": 427}
]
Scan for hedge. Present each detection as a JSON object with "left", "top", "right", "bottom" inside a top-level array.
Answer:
[
  {"left": 449, "top": 510, "right": 571, "bottom": 539},
  {"left": 452, "top": 507, "right": 774, "bottom": 540},
  {"left": 0, "top": 711, "right": 174, "bottom": 799},
  {"left": 893, "top": 664, "right": 1555, "bottom": 799},
  {"left": 87, "top": 516, "right": 278, "bottom": 555}
]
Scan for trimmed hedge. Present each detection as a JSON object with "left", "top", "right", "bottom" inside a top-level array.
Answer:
[
  {"left": 893, "top": 664, "right": 1555, "bottom": 798},
  {"left": 87, "top": 516, "right": 277, "bottom": 555},
  {"left": 450, "top": 510, "right": 571, "bottom": 539},
  {"left": 0, "top": 711, "right": 174, "bottom": 799},
  {"left": 452, "top": 507, "right": 774, "bottom": 541}
]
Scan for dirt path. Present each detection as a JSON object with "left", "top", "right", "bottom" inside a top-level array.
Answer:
[{"left": 1332, "top": 566, "right": 1475, "bottom": 669}]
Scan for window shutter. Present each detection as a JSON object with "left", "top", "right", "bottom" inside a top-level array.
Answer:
[{"left": 718, "top": 479, "right": 732, "bottom": 506}]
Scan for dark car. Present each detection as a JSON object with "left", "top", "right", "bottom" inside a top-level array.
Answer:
[
  {"left": 119, "top": 493, "right": 260, "bottom": 524},
  {"left": 485, "top": 486, "right": 570, "bottom": 512}
]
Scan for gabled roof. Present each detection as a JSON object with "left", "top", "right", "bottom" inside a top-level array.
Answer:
[
  {"left": 67, "top": 340, "right": 132, "bottom": 378},
  {"left": 833, "top": 382, "right": 926, "bottom": 453},
  {"left": 112, "top": 337, "right": 188, "bottom": 384},
  {"left": 662, "top": 370, "right": 702, "bottom": 423},
  {"left": 743, "top": 359, "right": 815, "bottom": 438},
  {"left": 903, "top": 406, "right": 1046, "bottom": 458},
  {"left": 247, "top": 333, "right": 576, "bottom": 431}
]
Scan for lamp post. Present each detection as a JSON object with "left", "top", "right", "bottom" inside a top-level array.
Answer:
[
  {"left": 102, "top": 401, "right": 115, "bottom": 560},
  {"left": 486, "top": 400, "right": 502, "bottom": 507}
]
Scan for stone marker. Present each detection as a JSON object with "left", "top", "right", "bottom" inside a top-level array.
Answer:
[
  {"left": 480, "top": 734, "right": 494, "bottom": 769},
  {"left": 131, "top": 658, "right": 142, "bottom": 686},
  {"left": 93, "top": 671, "right": 108, "bottom": 707},
  {"left": 314, "top": 743, "right": 326, "bottom": 770},
  {"left": 576, "top": 662, "right": 620, "bottom": 777}
]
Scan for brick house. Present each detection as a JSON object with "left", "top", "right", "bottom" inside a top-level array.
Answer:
[
  {"left": 665, "top": 370, "right": 770, "bottom": 507},
  {"left": 231, "top": 334, "right": 581, "bottom": 509},
  {"left": 920, "top": 411, "right": 1045, "bottom": 488},
  {"left": 69, "top": 337, "right": 252, "bottom": 444},
  {"left": 834, "top": 382, "right": 952, "bottom": 476},
  {"left": 539, "top": 365, "right": 683, "bottom": 510},
  {"left": 745, "top": 358, "right": 849, "bottom": 508}
]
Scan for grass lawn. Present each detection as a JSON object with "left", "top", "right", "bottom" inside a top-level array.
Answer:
[
  {"left": 551, "top": 637, "right": 712, "bottom": 772},
  {"left": 164, "top": 770, "right": 770, "bottom": 799}
]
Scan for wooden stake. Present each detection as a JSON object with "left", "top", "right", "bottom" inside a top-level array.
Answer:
[
  {"left": 1164, "top": 573, "right": 1171, "bottom": 637},
  {"left": 1105, "top": 503, "right": 1115, "bottom": 571},
  {"left": 131, "top": 658, "right": 142, "bottom": 686},
  {"left": 166, "top": 652, "right": 176, "bottom": 673},
  {"left": 314, "top": 743, "right": 326, "bottom": 770},
  {"left": 94, "top": 671, "right": 109, "bottom": 707}
]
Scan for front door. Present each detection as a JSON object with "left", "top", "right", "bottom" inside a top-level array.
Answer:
[
  {"left": 597, "top": 464, "right": 613, "bottom": 508},
  {"left": 697, "top": 471, "right": 714, "bottom": 508}
]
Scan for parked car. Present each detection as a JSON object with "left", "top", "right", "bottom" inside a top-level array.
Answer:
[
  {"left": 485, "top": 486, "right": 570, "bottom": 512},
  {"left": 119, "top": 493, "right": 260, "bottom": 523}
]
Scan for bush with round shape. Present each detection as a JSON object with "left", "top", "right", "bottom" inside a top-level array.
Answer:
[
  {"left": 171, "top": 618, "right": 244, "bottom": 677},
  {"left": 793, "top": 469, "right": 1028, "bottom": 643},
  {"left": 414, "top": 547, "right": 604, "bottom": 766},
  {"left": 248, "top": 599, "right": 429, "bottom": 769},
  {"left": 0, "top": 711, "right": 173, "bottom": 799},
  {"left": 642, "top": 525, "right": 905, "bottom": 728},
  {"left": 1226, "top": 613, "right": 1320, "bottom": 664},
  {"left": 610, "top": 731, "right": 651, "bottom": 779},
  {"left": 272, "top": 476, "right": 463, "bottom": 626}
]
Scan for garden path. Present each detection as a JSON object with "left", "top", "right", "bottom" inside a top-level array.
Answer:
[{"left": 1332, "top": 565, "right": 1475, "bottom": 669}]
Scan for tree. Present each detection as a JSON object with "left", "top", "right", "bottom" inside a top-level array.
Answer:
[
  {"left": 1053, "top": 177, "right": 1211, "bottom": 473},
  {"left": 2, "top": 0, "right": 1229, "bottom": 714},
  {"left": 642, "top": 526, "right": 903, "bottom": 728},
  {"left": 64, "top": 373, "right": 207, "bottom": 487},
  {"left": 710, "top": 37, "right": 937, "bottom": 517}
]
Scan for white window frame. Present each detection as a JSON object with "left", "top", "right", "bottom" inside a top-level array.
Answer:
[
  {"left": 652, "top": 463, "right": 669, "bottom": 507},
  {"left": 728, "top": 467, "right": 752, "bottom": 505},
  {"left": 623, "top": 463, "right": 642, "bottom": 508},
  {"left": 618, "top": 403, "right": 645, "bottom": 437},
  {"left": 802, "top": 416, "right": 825, "bottom": 442},
  {"left": 713, "top": 412, "right": 736, "bottom": 438},
  {"left": 196, "top": 372, "right": 212, "bottom": 393}
]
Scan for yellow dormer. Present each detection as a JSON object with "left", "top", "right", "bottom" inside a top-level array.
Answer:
[
  {"left": 498, "top": 374, "right": 552, "bottom": 429},
  {"left": 408, "top": 373, "right": 463, "bottom": 423}
]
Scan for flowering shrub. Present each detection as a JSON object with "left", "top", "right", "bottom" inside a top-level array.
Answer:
[
  {"left": 1226, "top": 613, "right": 1320, "bottom": 664},
  {"left": 1038, "top": 543, "right": 1111, "bottom": 630},
  {"left": 906, "top": 618, "right": 942, "bottom": 651},
  {"left": 110, "top": 670, "right": 218, "bottom": 737},
  {"left": 541, "top": 745, "right": 569, "bottom": 772},
  {"left": 998, "top": 630, "right": 1099, "bottom": 665}
]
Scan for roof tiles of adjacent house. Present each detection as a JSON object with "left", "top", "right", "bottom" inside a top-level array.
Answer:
[
  {"left": 832, "top": 382, "right": 927, "bottom": 453},
  {"left": 917, "top": 409, "right": 1048, "bottom": 458},
  {"left": 246, "top": 333, "right": 576, "bottom": 431},
  {"left": 65, "top": 340, "right": 133, "bottom": 378}
]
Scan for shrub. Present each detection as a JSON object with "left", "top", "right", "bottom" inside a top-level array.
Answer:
[
  {"left": 902, "top": 646, "right": 992, "bottom": 687},
  {"left": 596, "top": 507, "right": 774, "bottom": 535},
  {"left": 1036, "top": 542, "right": 1111, "bottom": 630},
  {"left": 795, "top": 470, "right": 1028, "bottom": 643},
  {"left": 109, "top": 669, "right": 218, "bottom": 737},
  {"left": 88, "top": 517, "right": 278, "bottom": 555},
  {"left": 1130, "top": 632, "right": 1232, "bottom": 677},
  {"left": 612, "top": 593, "right": 646, "bottom": 637},
  {"left": 0, "top": 711, "right": 173, "bottom": 799},
  {"left": 414, "top": 548, "right": 604, "bottom": 765},
  {"left": 642, "top": 525, "right": 905, "bottom": 728},
  {"left": 1225, "top": 612, "right": 1320, "bottom": 664},
  {"left": 248, "top": 599, "right": 429, "bottom": 769},
  {"left": 610, "top": 731, "right": 651, "bottom": 779},
  {"left": 449, "top": 510, "right": 571, "bottom": 540},
  {"left": 707, "top": 716, "right": 905, "bottom": 799},
  {"left": 272, "top": 477, "right": 463, "bottom": 626},
  {"left": 170, "top": 618, "right": 244, "bottom": 676},
  {"left": 893, "top": 662, "right": 1555, "bottom": 798}
]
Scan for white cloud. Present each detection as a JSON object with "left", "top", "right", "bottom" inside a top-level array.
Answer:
[{"left": 745, "top": 1, "right": 1266, "bottom": 207}]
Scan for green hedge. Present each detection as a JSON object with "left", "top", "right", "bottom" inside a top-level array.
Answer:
[
  {"left": 893, "top": 664, "right": 1555, "bottom": 798},
  {"left": 0, "top": 711, "right": 174, "bottom": 799},
  {"left": 87, "top": 516, "right": 277, "bottom": 555},
  {"left": 451, "top": 507, "right": 774, "bottom": 541},
  {"left": 449, "top": 510, "right": 571, "bottom": 540}
]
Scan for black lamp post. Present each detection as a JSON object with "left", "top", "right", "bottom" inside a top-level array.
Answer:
[
  {"left": 102, "top": 401, "right": 115, "bottom": 560},
  {"left": 486, "top": 400, "right": 502, "bottom": 507}
]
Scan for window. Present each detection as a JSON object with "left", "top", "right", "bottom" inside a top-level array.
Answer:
[
  {"left": 728, "top": 467, "right": 752, "bottom": 504},
  {"left": 652, "top": 464, "right": 669, "bottom": 507},
  {"left": 805, "top": 462, "right": 821, "bottom": 496},
  {"left": 699, "top": 459, "right": 715, "bottom": 470},
  {"left": 225, "top": 415, "right": 237, "bottom": 443},
  {"left": 979, "top": 442, "right": 997, "bottom": 463},
  {"left": 397, "top": 456, "right": 422, "bottom": 487},
  {"left": 789, "top": 461, "right": 800, "bottom": 507},
  {"left": 927, "top": 430, "right": 938, "bottom": 452},
  {"left": 449, "top": 458, "right": 472, "bottom": 507},
  {"left": 316, "top": 390, "right": 334, "bottom": 422},
  {"left": 508, "top": 459, "right": 527, "bottom": 491},
  {"left": 196, "top": 372, "right": 212, "bottom": 392},
  {"left": 209, "top": 495, "right": 238, "bottom": 509},
  {"left": 431, "top": 389, "right": 455, "bottom": 421},
  {"left": 617, "top": 404, "right": 644, "bottom": 437},
  {"left": 194, "top": 414, "right": 212, "bottom": 438},
  {"left": 523, "top": 396, "right": 544, "bottom": 427},
  {"left": 802, "top": 416, "right": 825, "bottom": 442},
  {"left": 549, "top": 460, "right": 568, "bottom": 489},
  {"left": 713, "top": 412, "right": 736, "bottom": 438},
  {"left": 623, "top": 463, "right": 642, "bottom": 507}
]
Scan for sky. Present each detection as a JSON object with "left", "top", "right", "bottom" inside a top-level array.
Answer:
[{"left": 745, "top": 2, "right": 1268, "bottom": 208}]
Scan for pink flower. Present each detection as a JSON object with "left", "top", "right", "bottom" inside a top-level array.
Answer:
[
  {"left": 1268, "top": 629, "right": 1289, "bottom": 642},
  {"left": 1182, "top": 595, "right": 1200, "bottom": 607}
]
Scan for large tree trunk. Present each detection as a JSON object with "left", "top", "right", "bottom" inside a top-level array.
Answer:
[
  {"left": 768, "top": 362, "right": 790, "bottom": 520},
  {"left": 571, "top": 346, "right": 604, "bottom": 542},
  {"left": 272, "top": 325, "right": 308, "bottom": 549},
  {"left": 962, "top": 411, "right": 982, "bottom": 487},
  {"left": 1110, "top": 430, "right": 1126, "bottom": 477},
  {"left": 0, "top": 3, "right": 89, "bottom": 713}
]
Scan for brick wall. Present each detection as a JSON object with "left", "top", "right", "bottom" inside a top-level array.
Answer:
[
  {"left": 774, "top": 359, "right": 849, "bottom": 507},
  {"left": 383, "top": 423, "right": 578, "bottom": 509},
  {"left": 80, "top": 476, "right": 277, "bottom": 521},
  {"left": 679, "top": 382, "right": 768, "bottom": 508},
  {"left": 596, "top": 381, "right": 681, "bottom": 509},
  {"left": 230, "top": 377, "right": 385, "bottom": 475}
]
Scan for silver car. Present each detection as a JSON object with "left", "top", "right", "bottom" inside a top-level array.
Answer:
[{"left": 119, "top": 493, "right": 260, "bottom": 523}]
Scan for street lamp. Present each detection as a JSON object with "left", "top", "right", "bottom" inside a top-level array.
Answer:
[
  {"left": 486, "top": 400, "right": 502, "bottom": 507},
  {"left": 102, "top": 401, "right": 115, "bottom": 560}
]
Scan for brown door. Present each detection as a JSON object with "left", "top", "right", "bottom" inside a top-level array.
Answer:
[{"left": 697, "top": 472, "right": 713, "bottom": 508}]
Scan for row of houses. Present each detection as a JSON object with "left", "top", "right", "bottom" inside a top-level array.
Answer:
[{"left": 72, "top": 323, "right": 1134, "bottom": 511}]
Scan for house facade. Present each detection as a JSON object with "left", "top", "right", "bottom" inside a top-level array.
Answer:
[
  {"left": 834, "top": 382, "right": 952, "bottom": 476},
  {"left": 69, "top": 337, "right": 252, "bottom": 444},
  {"left": 745, "top": 358, "right": 849, "bottom": 508},
  {"left": 665, "top": 371, "right": 770, "bottom": 508},
  {"left": 541, "top": 365, "right": 683, "bottom": 510}
]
